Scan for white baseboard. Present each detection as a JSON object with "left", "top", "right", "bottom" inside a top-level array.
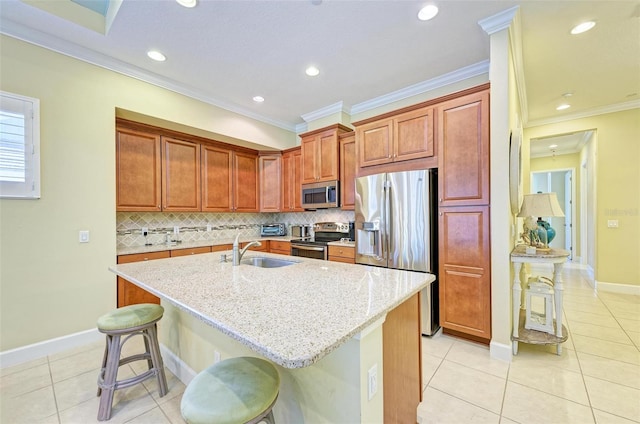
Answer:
[
  {"left": 159, "top": 344, "right": 196, "bottom": 386},
  {"left": 0, "top": 328, "right": 103, "bottom": 369},
  {"left": 489, "top": 340, "right": 512, "bottom": 362},
  {"left": 596, "top": 281, "right": 640, "bottom": 295}
]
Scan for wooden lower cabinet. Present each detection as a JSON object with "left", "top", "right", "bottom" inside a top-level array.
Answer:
[
  {"left": 328, "top": 245, "right": 355, "bottom": 264},
  {"left": 241, "top": 240, "right": 269, "bottom": 252},
  {"left": 170, "top": 246, "right": 211, "bottom": 257},
  {"left": 117, "top": 251, "right": 169, "bottom": 307},
  {"left": 211, "top": 244, "right": 233, "bottom": 252},
  {"left": 438, "top": 205, "right": 491, "bottom": 340},
  {"left": 269, "top": 240, "right": 291, "bottom": 255},
  {"left": 383, "top": 292, "right": 422, "bottom": 423}
]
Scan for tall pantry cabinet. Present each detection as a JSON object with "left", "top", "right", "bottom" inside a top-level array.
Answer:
[{"left": 437, "top": 86, "right": 491, "bottom": 341}]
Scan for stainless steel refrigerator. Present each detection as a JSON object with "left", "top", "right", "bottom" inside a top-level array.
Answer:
[{"left": 354, "top": 169, "right": 439, "bottom": 335}]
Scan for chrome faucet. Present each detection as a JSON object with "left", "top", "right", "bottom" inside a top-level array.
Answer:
[{"left": 232, "top": 235, "right": 262, "bottom": 266}]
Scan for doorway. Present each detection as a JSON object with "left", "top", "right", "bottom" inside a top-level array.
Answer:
[{"left": 531, "top": 169, "right": 574, "bottom": 259}]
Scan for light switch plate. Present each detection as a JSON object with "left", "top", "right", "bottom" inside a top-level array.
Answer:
[{"left": 79, "top": 230, "right": 90, "bottom": 243}]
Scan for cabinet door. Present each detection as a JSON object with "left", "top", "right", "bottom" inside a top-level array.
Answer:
[
  {"left": 317, "top": 129, "right": 339, "bottom": 182},
  {"left": 291, "top": 149, "right": 304, "bottom": 211},
  {"left": 356, "top": 120, "right": 392, "bottom": 168},
  {"left": 439, "top": 206, "right": 491, "bottom": 340},
  {"left": 170, "top": 246, "right": 211, "bottom": 257},
  {"left": 116, "top": 128, "right": 161, "bottom": 211},
  {"left": 116, "top": 251, "right": 169, "bottom": 307},
  {"left": 270, "top": 240, "right": 291, "bottom": 255},
  {"left": 259, "top": 154, "right": 281, "bottom": 212},
  {"left": 281, "top": 152, "right": 293, "bottom": 211},
  {"left": 437, "top": 90, "right": 489, "bottom": 206},
  {"left": 394, "top": 107, "right": 434, "bottom": 161},
  {"left": 233, "top": 151, "right": 259, "bottom": 212},
  {"left": 301, "top": 135, "right": 318, "bottom": 184},
  {"left": 162, "top": 137, "right": 201, "bottom": 211},
  {"left": 201, "top": 145, "right": 233, "bottom": 212},
  {"left": 340, "top": 134, "right": 356, "bottom": 210}
]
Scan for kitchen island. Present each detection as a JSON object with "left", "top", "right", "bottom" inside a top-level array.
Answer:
[{"left": 110, "top": 251, "right": 434, "bottom": 423}]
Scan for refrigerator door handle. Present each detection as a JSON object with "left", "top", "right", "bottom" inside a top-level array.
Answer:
[{"left": 384, "top": 183, "right": 391, "bottom": 262}]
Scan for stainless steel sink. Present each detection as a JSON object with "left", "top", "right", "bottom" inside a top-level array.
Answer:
[{"left": 241, "top": 257, "right": 299, "bottom": 268}]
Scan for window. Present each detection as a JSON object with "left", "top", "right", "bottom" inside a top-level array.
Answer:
[{"left": 0, "top": 91, "right": 40, "bottom": 199}]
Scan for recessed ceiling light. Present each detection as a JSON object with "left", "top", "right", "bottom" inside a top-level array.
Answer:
[
  {"left": 147, "top": 50, "right": 166, "bottom": 62},
  {"left": 253, "top": 96, "right": 265, "bottom": 103},
  {"left": 176, "top": 0, "right": 197, "bottom": 8},
  {"left": 556, "top": 104, "right": 571, "bottom": 111},
  {"left": 549, "top": 144, "right": 558, "bottom": 149},
  {"left": 418, "top": 5, "right": 439, "bottom": 21},
  {"left": 571, "top": 21, "right": 596, "bottom": 35},
  {"left": 305, "top": 66, "right": 320, "bottom": 77}
]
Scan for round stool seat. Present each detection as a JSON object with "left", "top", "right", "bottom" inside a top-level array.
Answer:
[
  {"left": 181, "top": 357, "right": 280, "bottom": 424},
  {"left": 97, "top": 303, "right": 164, "bottom": 332}
]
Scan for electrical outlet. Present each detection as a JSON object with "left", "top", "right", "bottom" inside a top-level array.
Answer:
[
  {"left": 173, "top": 226, "right": 180, "bottom": 234},
  {"left": 367, "top": 364, "right": 377, "bottom": 400},
  {"left": 607, "top": 220, "right": 619, "bottom": 228},
  {"left": 214, "top": 351, "right": 221, "bottom": 363},
  {"left": 206, "top": 223, "right": 212, "bottom": 232}
]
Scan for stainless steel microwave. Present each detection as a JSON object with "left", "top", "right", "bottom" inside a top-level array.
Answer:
[{"left": 301, "top": 180, "right": 339, "bottom": 209}]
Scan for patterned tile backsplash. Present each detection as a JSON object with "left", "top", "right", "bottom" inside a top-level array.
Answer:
[{"left": 116, "top": 210, "right": 355, "bottom": 248}]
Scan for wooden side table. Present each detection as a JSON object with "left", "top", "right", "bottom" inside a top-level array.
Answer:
[{"left": 510, "top": 246, "right": 570, "bottom": 355}]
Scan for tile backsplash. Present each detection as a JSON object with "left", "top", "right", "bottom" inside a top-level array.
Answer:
[{"left": 116, "top": 210, "right": 355, "bottom": 248}]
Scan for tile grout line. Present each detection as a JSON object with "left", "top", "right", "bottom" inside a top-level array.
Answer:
[
  {"left": 497, "top": 361, "right": 511, "bottom": 423},
  {"left": 46, "top": 355, "right": 62, "bottom": 424}
]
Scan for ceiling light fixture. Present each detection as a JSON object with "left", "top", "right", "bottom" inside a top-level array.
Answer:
[
  {"left": 549, "top": 144, "right": 558, "bottom": 149},
  {"left": 570, "top": 21, "right": 596, "bottom": 35},
  {"left": 556, "top": 103, "right": 571, "bottom": 111},
  {"left": 176, "top": 0, "right": 197, "bottom": 8},
  {"left": 147, "top": 50, "right": 166, "bottom": 62},
  {"left": 305, "top": 66, "right": 320, "bottom": 77},
  {"left": 253, "top": 96, "right": 265, "bottom": 103},
  {"left": 418, "top": 5, "right": 439, "bottom": 21}
]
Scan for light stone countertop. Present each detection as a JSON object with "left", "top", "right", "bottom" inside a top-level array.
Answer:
[
  {"left": 117, "top": 236, "right": 296, "bottom": 256},
  {"left": 327, "top": 240, "right": 355, "bottom": 247},
  {"left": 109, "top": 252, "right": 434, "bottom": 369}
]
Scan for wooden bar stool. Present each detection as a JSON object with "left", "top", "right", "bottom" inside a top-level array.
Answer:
[
  {"left": 96, "top": 303, "right": 168, "bottom": 421},
  {"left": 181, "top": 357, "right": 280, "bottom": 424}
]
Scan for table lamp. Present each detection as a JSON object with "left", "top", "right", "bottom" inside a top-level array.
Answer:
[{"left": 517, "top": 192, "right": 565, "bottom": 251}]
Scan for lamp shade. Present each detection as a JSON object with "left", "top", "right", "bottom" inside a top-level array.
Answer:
[{"left": 517, "top": 193, "right": 565, "bottom": 218}]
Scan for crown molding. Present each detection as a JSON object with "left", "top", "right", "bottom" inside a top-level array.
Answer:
[
  {"left": 350, "top": 60, "right": 489, "bottom": 116},
  {"left": 0, "top": 19, "right": 298, "bottom": 132},
  {"left": 478, "top": 5, "right": 519, "bottom": 35},
  {"left": 300, "top": 101, "right": 347, "bottom": 123},
  {"left": 526, "top": 99, "right": 640, "bottom": 128}
]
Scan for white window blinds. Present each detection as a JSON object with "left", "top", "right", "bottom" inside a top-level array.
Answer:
[{"left": 0, "top": 91, "right": 40, "bottom": 199}]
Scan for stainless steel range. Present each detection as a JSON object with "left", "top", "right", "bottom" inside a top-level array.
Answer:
[{"left": 290, "top": 222, "right": 350, "bottom": 260}]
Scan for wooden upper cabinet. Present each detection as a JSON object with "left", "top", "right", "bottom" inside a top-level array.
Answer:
[
  {"left": 300, "top": 124, "right": 351, "bottom": 184},
  {"left": 233, "top": 151, "right": 259, "bottom": 212},
  {"left": 116, "top": 127, "right": 162, "bottom": 211},
  {"left": 201, "top": 146, "right": 258, "bottom": 212},
  {"left": 356, "top": 106, "right": 434, "bottom": 168},
  {"left": 201, "top": 145, "right": 233, "bottom": 212},
  {"left": 439, "top": 205, "right": 491, "bottom": 340},
  {"left": 259, "top": 153, "right": 282, "bottom": 212},
  {"left": 161, "top": 137, "right": 201, "bottom": 211},
  {"left": 339, "top": 132, "right": 356, "bottom": 210},
  {"left": 437, "top": 89, "right": 489, "bottom": 206},
  {"left": 282, "top": 147, "right": 304, "bottom": 212}
]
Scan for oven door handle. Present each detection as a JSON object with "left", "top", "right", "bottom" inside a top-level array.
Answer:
[{"left": 291, "top": 244, "right": 326, "bottom": 252}]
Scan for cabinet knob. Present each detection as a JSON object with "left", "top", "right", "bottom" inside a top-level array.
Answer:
[
  {"left": 439, "top": 198, "right": 443, "bottom": 202},
  {"left": 388, "top": 155, "right": 391, "bottom": 159},
  {"left": 157, "top": 205, "right": 161, "bottom": 209},
  {"left": 439, "top": 212, "right": 443, "bottom": 216}
]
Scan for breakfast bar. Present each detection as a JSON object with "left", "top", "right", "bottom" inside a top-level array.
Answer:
[{"left": 110, "top": 250, "right": 434, "bottom": 422}]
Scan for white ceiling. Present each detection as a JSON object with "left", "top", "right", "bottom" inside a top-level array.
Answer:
[{"left": 1, "top": 0, "right": 638, "bottom": 133}]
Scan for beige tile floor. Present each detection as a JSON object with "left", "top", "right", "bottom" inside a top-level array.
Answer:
[
  {"left": 1, "top": 265, "right": 638, "bottom": 423},
  {"left": 418, "top": 265, "right": 640, "bottom": 424}
]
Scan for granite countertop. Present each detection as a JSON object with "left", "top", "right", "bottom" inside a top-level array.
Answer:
[
  {"left": 327, "top": 240, "right": 355, "bottom": 247},
  {"left": 109, "top": 252, "right": 434, "bottom": 369},
  {"left": 117, "top": 236, "right": 296, "bottom": 256}
]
